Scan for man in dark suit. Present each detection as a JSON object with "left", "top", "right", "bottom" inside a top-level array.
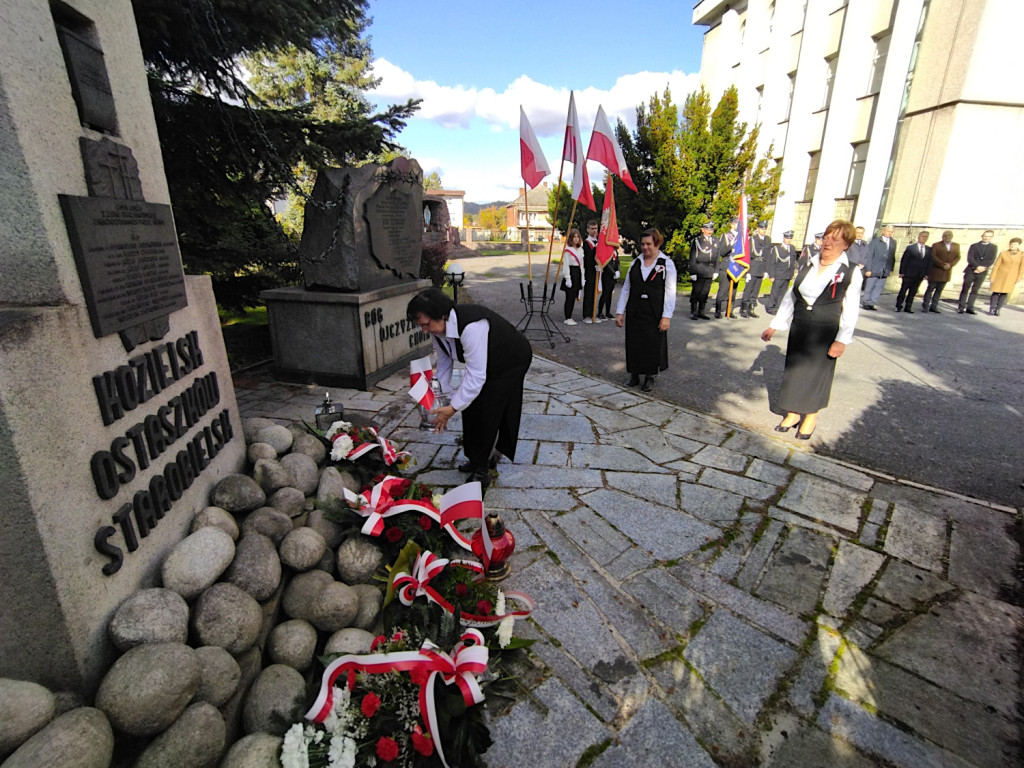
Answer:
[
  {"left": 581, "top": 220, "right": 602, "bottom": 323},
  {"left": 862, "top": 224, "right": 896, "bottom": 310},
  {"left": 921, "top": 230, "right": 960, "bottom": 312},
  {"left": 766, "top": 230, "right": 797, "bottom": 314},
  {"left": 847, "top": 226, "right": 868, "bottom": 268},
  {"left": 688, "top": 220, "right": 718, "bottom": 320},
  {"left": 741, "top": 221, "right": 771, "bottom": 318},
  {"left": 958, "top": 230, "right": 998, "bottom": 314},
  {"left": 895, "top": 231, "right": 931, "bottom": 312}
]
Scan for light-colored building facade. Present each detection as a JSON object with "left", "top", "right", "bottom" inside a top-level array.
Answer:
[
  {"left": 506, "top": 183, "right": 553, "bottom": 241},
  {"left": 425, "top": 188, "right": 465, "bottom": 230},
  {"left": 693, "top": 0, "right": 1024, "bottom": 261}
]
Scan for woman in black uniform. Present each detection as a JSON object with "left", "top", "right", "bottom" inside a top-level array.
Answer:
[
  {"left": 760, "top": 220, "right": 863, "bottom": 439},
  {"left": 615, "top": 228, "right": 677, "bottom": 392},
  {"left": 407, "top": 288, "right": 533, "bottom": 489}
]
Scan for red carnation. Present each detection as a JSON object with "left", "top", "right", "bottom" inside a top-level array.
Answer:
[
  {"left": 396, "top": 478, "right": 412, "bottom": 493},
  {"left": 409, "top": 666, "right": 430, "bottom": 686},
  {"left": 411, "top": 730, "right": 434, "bottom": 756},
  {"left": 476, "top": 599, "right": 493, "bottom": 615},
  {"left": 374, "top": 473, "right": 386, "bottom": 483},
  {"left": 361, "top": 691, "right": 381, "bottom": 718},
  {"left": 419, "top": 515, "right": 433, "bottom": 530},
  {"left": 376, "top": 736, "right": 400, "bottom": 762},
  {"left": 384, "top": 526, "right": 403, "bottom": 543},
  {"left": 455, "top": 583, "right": 468, "bottom": 597},
  {"left": 370, "top": 635, "right": 387, "bottom": 651}
]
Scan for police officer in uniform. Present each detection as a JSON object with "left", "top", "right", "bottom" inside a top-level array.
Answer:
[
  {"left": 767, "top": 230, "right": 797, "bottom": 314},
  {"left": 798, "top": 232, "right": 823, "bottom": 270},
  {"left": 714, "top": 218, "right": 740, "bottom": 318},
  {"left": 741, "top": 221, "right": 771, "bottom": 318},
  {"left": 688, "top": 220, "right": 718, "bottom": 320}
]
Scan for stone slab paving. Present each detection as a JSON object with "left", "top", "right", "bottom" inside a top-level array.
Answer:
[{"left": 234, "top": 357, "right": 1022, "bottom": 767}]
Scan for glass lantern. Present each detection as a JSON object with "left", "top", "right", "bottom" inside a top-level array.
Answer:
[
  {"left": 314, "top": 391, "right": 344, "bottom": 430},
  {"left": 418, "top": 379, "right": 448, "bottom": 430}
]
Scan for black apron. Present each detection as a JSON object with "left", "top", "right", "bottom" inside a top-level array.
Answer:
[
  {"left": 443, "top": 305, "right": 533, "bottom": 466},
  {"left": 778, "top": 262, "right": 854, "bottom": 414},
  {"left": 624, "top": 256, "right": 669, "bottom": 375}
]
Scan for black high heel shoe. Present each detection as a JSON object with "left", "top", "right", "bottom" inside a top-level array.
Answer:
[
  {"left": 795, "top": 427, "right": 815, "bottom": 440},
  {"left": 775, "top": 419, "right": 799, "bottom": 433}
]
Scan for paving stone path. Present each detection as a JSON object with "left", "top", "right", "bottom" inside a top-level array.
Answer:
[{"left": 235, "top": 357, "right": 1022, "bottom": 767}]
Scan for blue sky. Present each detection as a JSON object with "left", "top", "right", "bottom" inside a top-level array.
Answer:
[{"left": 365, "top": 0, "right": 708, "bottom": 203}]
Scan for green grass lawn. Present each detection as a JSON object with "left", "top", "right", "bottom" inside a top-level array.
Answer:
[{"left": 219, "top": 306, "right": 271, "bottom": 371}]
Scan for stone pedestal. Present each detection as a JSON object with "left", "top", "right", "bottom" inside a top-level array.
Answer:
[{"left": 262, "top": 281, "right": 433, "bottom": 390}]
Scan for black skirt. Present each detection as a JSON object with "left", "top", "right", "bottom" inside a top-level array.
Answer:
[
  {"left": 624, "top": 299, "right": 668, "bottom": 375},
  {"left": 778, "top": 304, "right": 839, "bottom": 413}
]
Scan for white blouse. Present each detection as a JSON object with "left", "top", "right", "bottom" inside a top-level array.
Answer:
[
  {"left": 560, "top": 246, "right": 583, "bottom": 281},
  {"left": 769, "top": 252, "right": 863, "bottom": 344},
  {"left": 615, "top": 252, "right": 677, "bottom": 317}
]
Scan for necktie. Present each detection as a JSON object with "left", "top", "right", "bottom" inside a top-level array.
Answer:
[{"left": 920, "top": 244, "right": 924, "bottom": 257}]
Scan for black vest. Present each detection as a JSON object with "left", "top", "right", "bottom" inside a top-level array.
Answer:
[{"left": 447, "top": 305, "right": 532, "bottom": 374}]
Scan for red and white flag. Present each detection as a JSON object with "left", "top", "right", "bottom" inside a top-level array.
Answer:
[
  {"left": 587, "top": 105, "right": 637, "bottom": 192},
  {"left": 409, "top": 356, "right": 434, "bottom": 410},
  {"left": 595, "top": 181, "right": 620, "bottom": 268},
  {"left": 563, "top": 92, "right": 595, "bottom": 211},
  {"left": 519, "top": 107, "right": 550, "bottom": 189}
]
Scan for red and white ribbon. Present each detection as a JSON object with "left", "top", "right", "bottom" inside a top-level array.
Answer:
[
  {"left": 409, "top": 356, "right": 435, "bottom": 410},
  {"left": 306, "top": 630, "right": 489, "bottom": 768},
  {"left": 342, "top": 478, "right": 488, "bottom": 551},
  {"left": 338, "top": 426, "right": 409, "bottom": 466},
  {"left": 391, "top": 549, "right": 533, "bottom": 628}
]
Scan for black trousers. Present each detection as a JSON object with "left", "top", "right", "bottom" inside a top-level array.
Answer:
[
  {"left": 768, "top": 278, "right": 790, "bottom": 311},
  {"left": 958, "top": 270, "right": 986, "bottom": 310},
  {"left": 715, "top": 276, "right": 739, "bottom": 312},
  {"left": 598, "top": 272, "right": 616, "bottom": 316},
  {"left": 742, "top": 276, "right": 764, "bottom": 305},
  {"left": 921, "top": 279, "right": 946, "bottom": 310},
  {"left": 691, "top": 277, "right": 713, "bottom": 311},
  {"left": 896, "top": 276, "right": 925, "bottom": 309}
]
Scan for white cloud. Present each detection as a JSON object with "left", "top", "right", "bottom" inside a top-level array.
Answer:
[{"left": 372, "top": 59, "right": 700, "bottom": 137}]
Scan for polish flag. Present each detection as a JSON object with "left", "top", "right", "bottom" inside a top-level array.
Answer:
[
  {"left": 586, "top": 105, "right": 637, "bottom": 192},
  {"left": 563, "top": 92, "right": 595, "bottom": 210},
  {"left": 519, "top": 107, "right": 550, "bottom": 189},
  {"left": 595, "top": 181, "right": 620, "bottom": 268}
]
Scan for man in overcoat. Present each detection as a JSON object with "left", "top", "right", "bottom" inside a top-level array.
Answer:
[
  {"left": 921, "top": 230, "right": 960, "bottom": 313},
  {"left": 862, "top": 224, "right": 896, "bottom": 310},
  {"left": 688, "top": 220, "right": 719, "bottom": 320},
  {"left": 741, "top": 221, "right": 771, "bottom": 318},
  {"left": 958, "top": 230, "right": 998, "bottom": 314}
]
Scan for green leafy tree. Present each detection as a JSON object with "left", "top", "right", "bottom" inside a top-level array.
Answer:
[
  {"left": 132, "top": 0, "right": 419, "bottom": 308},
  {"left": 423, "top": 171, "right": 443, "bottom": 191},
  {"left": 546, "top": 182, "right": 603, "bottom": 238},
  {"left": 616, "top": 85, "right": 781, "bottom": 273}
]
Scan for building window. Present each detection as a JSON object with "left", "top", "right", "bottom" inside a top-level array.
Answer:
[
  {"left": 822, "top": 57, "right": 837, "bottom": 110},
  {"left": 804, "top": 152, "right": 821, "bottom": 201},
  {"left": 866, "top": 35, "right": 890, "bottom": 94},
  {"left": 755, "top": 85, "right": 765, "bottom": 124},
  {"left": 785, "top": 73, "right": 796, "bottom": 120},
  {"left": 768, "top": 1, "right": 775, "bottom": 35},
  {"left": 846, "top": 144, "right": 869, "bottom": 197}
]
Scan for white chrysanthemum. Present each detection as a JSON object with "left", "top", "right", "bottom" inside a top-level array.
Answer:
[
  {"left": 432, "top": 493, "right": 443, "bottom": 509},
  {"left": 497, "top": 615, "right": 515, "bottom": 648},
  {"left": 280, "top": 723, "right": 310, "bottom": 768},
  {"left": 495, "top": 590, "right": 506, "bottom": 616},
  {"left": 329, "top": 434, "right": 354, "bottom": 461},
  {"left": 328, "top": 735, "right": 358, "bottom": 768},
  {"left": 325, "top": 420, "right": 353, "bottom": 439}
]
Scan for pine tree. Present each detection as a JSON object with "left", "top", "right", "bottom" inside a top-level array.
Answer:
[{"left": 132, "top": 0, "right": 419, "bottom": 308}]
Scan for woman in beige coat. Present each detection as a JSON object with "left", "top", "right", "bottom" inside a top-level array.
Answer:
[{"left": 988, "top": 237, "right": 1023, "bottom": 315}]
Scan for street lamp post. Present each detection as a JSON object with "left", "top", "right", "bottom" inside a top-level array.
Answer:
[{"left": 446, "top": 262, "right": 465, "bottom": 304}]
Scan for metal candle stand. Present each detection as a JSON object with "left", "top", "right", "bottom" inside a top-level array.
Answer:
[{"left": 515, "top": 280, "right": 569, "bottom": 349}]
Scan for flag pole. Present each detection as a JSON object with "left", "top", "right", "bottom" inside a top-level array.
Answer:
[
  {"left": 590, "top": 172, "right": 610, "bottom": 322},
  {"left": 543, "top": 164, "right": 566, "bottom": 287},
  {"left": 524, "top": 184, "right": 533, "bottom": 283}
]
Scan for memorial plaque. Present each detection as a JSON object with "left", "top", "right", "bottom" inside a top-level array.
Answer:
[
  {"left": 57, "top": 27, "right": 118, "bottom": 133},
  {"left": 365, "top": 186, "right": 422, "bottom": 273},
  {"left": 60, "top": 195, "right": 188, "bottom": 337},
  {"left": 80, "top": 137, "right": 144, "bottom": 200}
]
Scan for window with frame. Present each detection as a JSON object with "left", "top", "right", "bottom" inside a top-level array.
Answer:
[
  {"left": 867, "top": 35, "right": 890, "bottom": 94},
  {"left": 804, "top": 152, "right": 821, "bottom": 201},
  {"left": 846, "top": 143, "right": 869, "bottom": 197},
  {"left": 822, "top": 57, "right": 837, "bottom": 110}
]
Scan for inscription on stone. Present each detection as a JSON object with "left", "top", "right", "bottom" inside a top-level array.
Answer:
[{"left": 60, "top": 196, "right": 188, "bottom": 338}]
